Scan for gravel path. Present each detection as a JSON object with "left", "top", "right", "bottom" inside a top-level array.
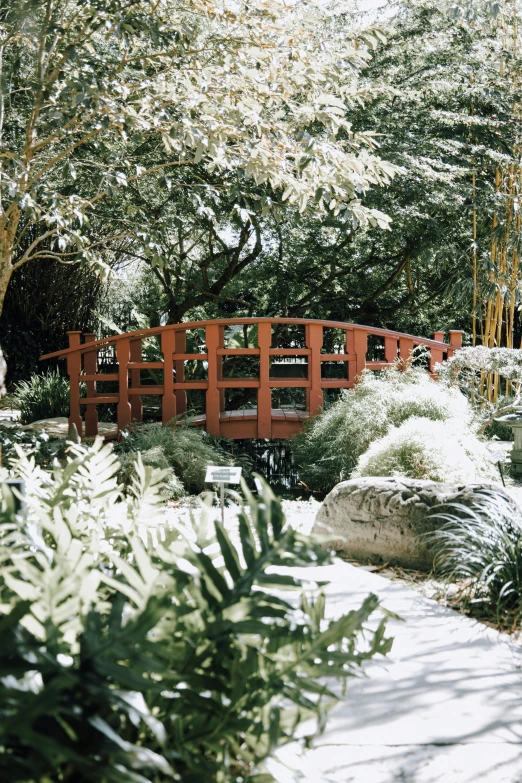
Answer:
[{"left": 166, "top": 495, "right": 321, "bottom": 537}]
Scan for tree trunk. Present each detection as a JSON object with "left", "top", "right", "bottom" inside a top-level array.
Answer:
[{"left": 0, "top": 257, "right": 13, "bottom": 319}]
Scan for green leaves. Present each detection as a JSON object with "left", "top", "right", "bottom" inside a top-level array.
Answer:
[
  {"left": 2, "top": 0, "right": 396, "bottom": 322},
  {"left": 0, "top": 441, "right": 392, "bottom": 781}
]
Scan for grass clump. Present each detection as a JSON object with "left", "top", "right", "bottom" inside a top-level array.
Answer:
[
  {"left": 353, "top": 417, "right": 497, "bottom": 485},
  {"left": 292, "top": 365, "right": 476, "bottom": 493},
  {"left": 426, "top": 489, "right": 522, "bottom": 630},
  {"left": 114, "top": 421, "right": 231, "bottom": 497},
  {"left": 12, "top": 369, "right": 70, "bottom": 425}
]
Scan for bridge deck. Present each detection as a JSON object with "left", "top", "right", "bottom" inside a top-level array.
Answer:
[{"left": 190, "top": 408, "right": 309, "bottom": 439}]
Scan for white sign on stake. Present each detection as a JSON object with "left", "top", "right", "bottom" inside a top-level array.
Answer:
[
  {"left": 205, "top": 465, "right": 243, "bottom": 522},
  {"left": 205, "top": 466, "right": 242, "bottom": 484}
]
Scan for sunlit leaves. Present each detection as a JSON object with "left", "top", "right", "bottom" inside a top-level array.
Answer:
[{"left": 1, "top": 0, "right": 395, "bottom": 301}]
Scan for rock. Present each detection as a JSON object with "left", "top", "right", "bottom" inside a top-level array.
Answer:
[
  {"left": 22, "top": 417, "right": 117, "bottom": 439},
  {"left": 312, "top": 477, "right": 509, "bottom": 571}
]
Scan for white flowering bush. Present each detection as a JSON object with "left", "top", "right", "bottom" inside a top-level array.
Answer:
[
  {"left": 437, "top": 347, "right": 522, "bottom": 386},
  {"left": 353, "top": 417, "right": 498, "bottom": 485},
  {"left": 437, "top": 346, "right": 522, "bottom": 430},
  {"left": 292, "top": 365, "right": 477, "bottom": 492}
]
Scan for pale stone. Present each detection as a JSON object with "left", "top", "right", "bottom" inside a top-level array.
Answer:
[
  {"left": 312, "top": 476, "right": 506, "bottom": 570},
  {"left": 22, "top": 417, "right": 117, "bottom": 439}
]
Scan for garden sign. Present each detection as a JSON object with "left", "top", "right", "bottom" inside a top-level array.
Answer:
[{"left": 205, "top": 466, "right": 242, "bottom": 522}]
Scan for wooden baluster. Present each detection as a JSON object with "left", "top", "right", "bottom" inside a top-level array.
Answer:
[
  {"left": 161, "top": 330, "right": 176, "bottom": 424},
  {"left": 305, "top": 324, "right": 311, "bottom": 411},
  {"left": 448, "top": 330, "right": 464, "bottom": 358},
  {"left": 307, "top": 322, "right": 323, "bottom": 416},
  {"left": 258, "top": 322, "right": 272, "bottom": 438},
  {"left": 174, "top": 330, "right": 187, "bottom": 415},
  {"left": 399, "top": 336, "right": 414, "bottom": 365},
  {"left": 67, "top": 331, "right": 83, "bottom": 438},
  {"left": 346, "top": 329, "right": 356, "bottom": 383},
  {"left": 206, "top": 323, "right": 221, "bottom": 436},
  {"left": 84, "top": 333, "right": 99, "bottom": 437},
  {"left": 353, "top": 328, "right": 367, "bottom": 379},
  {"left": 218, "top": 325, "right": 225, "bottom": 412},
  {"left": 431, "top": 331, "right": 445, "bottom": 374},
  {"left": 130, "top": 338, "right": 143, "bottom": 422},
  {"left": 117, "top": 338, "right": 132, "bottom": 431},
  {"left": 385, "top": 336, "right": 398, "bottom": 365}
]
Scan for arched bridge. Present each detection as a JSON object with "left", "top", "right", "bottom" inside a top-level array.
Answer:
[{"left": 40, "top": 318, "right": 463, "bottom": 440}]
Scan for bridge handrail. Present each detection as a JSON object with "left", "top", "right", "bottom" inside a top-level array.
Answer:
[
  {"left": 39, "top": 318, "right": 463, "bottom": 440},
  {"left": 40, "top": 317, "right": 459, "bottom": 360}
]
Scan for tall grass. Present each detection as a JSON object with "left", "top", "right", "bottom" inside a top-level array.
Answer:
[
  {"left": 12, "top": 370, "right": 70, "bottom": 425},
  {"left": 292, "top": 366, "right": 478, "bottom": 493},
  {"left": 426, "top": 489, "right": 522, "bottom": 629}
]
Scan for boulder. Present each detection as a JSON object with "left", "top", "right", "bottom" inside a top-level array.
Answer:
[
  {"left": 22, "top": 417, "right": 117, "bottom": 439},
  {"left": 312, "top": 477, "right": 509, "bottom": 571}
]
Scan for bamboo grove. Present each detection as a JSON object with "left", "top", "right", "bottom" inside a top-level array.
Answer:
[{"left": 475, "top": 1, "right": 522, "bottom": 352}]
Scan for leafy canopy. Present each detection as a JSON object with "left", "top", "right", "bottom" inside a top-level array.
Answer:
[{"left": 1, "top": 0, "right": 395, "bottom": 311}]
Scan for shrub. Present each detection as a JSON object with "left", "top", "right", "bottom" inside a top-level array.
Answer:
[
  {"left": 353, "top": 417, "right": 498, "bottom": 485},
  {"left": 118, "top": 444, "right": 186, "bottom": 500},
  {"left": 436, "top": 346, "right": 522, "bottom": 416},
  {"left": 0, "top": 439, "right": 392, "bottom": 781},
  {"left": 115, "top": 421, "right": 232, "bottom": 496},
  {"left": 292, "top": 365, "right": 475, "bottom": 493},
  {"left": 426, "top": 488, "right": 522, "bottom": 629},
  {"left": 12, "top": 369, "right": 70, "bottom": 424}
]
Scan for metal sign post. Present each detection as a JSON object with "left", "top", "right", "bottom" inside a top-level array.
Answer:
[{"left": 205, "top": 466, "right": 242, "bottom": 523}]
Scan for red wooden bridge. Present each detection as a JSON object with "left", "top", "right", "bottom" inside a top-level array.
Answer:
[{"left": 40, "top": 318, "right": 463, "bottom": 440}]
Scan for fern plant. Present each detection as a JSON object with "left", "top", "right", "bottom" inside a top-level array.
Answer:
[{"left": 0, "top": 439, "right": 392, "bottom": 782}]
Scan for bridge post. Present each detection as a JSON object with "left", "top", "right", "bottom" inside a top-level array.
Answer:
[
  {"left": 430, "top": 331, "right": 445, "bottom": 374},
  {"left": 66, "top": 331, "right": 83, "bottom": 438},
  {"left": 258, "top": 322, "right": 272, "bottom": 438},
  {"left": 306, "top": 323, "right": 323, "bottom": 416},
  {"left": 161, "top": 330, "right": 176, "bottom": 423},
  {"left": 174, "top": 330, "right": 187, "bottom": 415},
  {"left": 218, "top": 325, "right": 225, "bottom": 412},
  {"left": 206, "top": 323, "right": 221, "bottom": 436},
  {"left": 130, "top": 338, "right": 143, "bottom": 423},
  {"left": 448, "top": 330, "right": 464, "bottom": 358},
  {"left": 84, "top": 333, "right": 99, "bottom": 437},
  {"left": 399, "top": 335, "right": 414, "bottom": 364},
  {"left": 117, "top": 338, "right": 132, "bottom": 431},
  {"left": 385, "top": 336, "right": 398, "bottom": 364},
  {"left": 353, "top": 328, "right": 368, "bottom": 378}
]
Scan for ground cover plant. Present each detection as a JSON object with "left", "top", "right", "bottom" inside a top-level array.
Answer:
[
  {"left": 0, "top": 439, "right": 392, "bottom": 782},
  {"left": 292, "top": 365, "right": 480, "bottom": 493},
  {"left": 426, "top": 489, "right": 522, "bottom": 631},
  {"left": 0, "top": 424, "right": 65, "bottom": 470}
]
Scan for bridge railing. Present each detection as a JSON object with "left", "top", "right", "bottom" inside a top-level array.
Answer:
[{"left": 40, "top": 318, "right": 462, "bottom": 440}]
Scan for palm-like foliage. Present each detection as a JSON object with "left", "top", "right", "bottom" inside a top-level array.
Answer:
[
  {"left": 0, "top": 439, "right": 392, "bottom": 782},
  {"left": 426, "top": 489, "right": 522, "bottom": 629}
]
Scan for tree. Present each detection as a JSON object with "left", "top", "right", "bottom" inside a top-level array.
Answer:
[
  {"left": 134, "top": 0, "right": 516, "bottom": 338},
  {"left": 0, "top": 0, "right": 395, "bottom": 320}
]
